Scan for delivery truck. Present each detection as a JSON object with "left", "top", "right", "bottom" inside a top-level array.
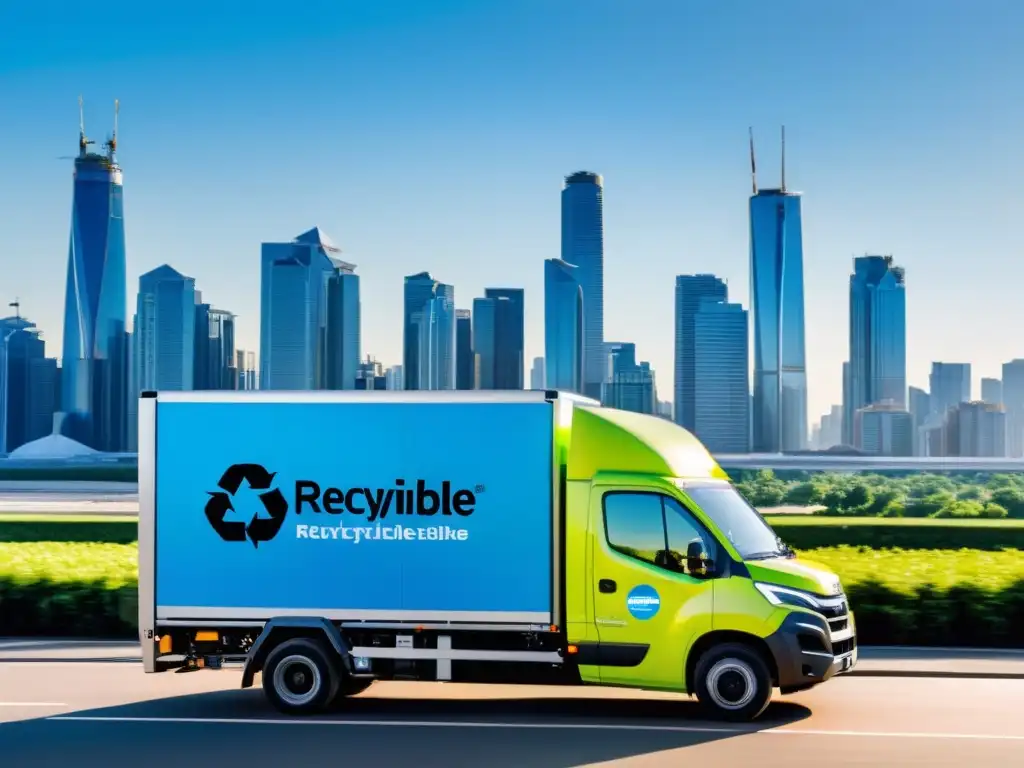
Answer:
[{"left": 138, "top": 389, "right": 856, "bottom": 721}]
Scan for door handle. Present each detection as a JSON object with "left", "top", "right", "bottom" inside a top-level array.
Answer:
[{"left": 598, "top": 579, "right": 617, "bottom": 594}]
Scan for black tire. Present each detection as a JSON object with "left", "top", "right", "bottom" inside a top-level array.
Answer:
[
  {"left": 693, "top": 642, "right": 773, "bottom": 722},
  {"left": 262, "top": 637, "right": 340, "bottom": 715}
]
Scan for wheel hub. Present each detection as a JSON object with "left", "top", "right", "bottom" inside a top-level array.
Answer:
[{"left": 706, "top": 658, "right": 757, "bottom": 711}]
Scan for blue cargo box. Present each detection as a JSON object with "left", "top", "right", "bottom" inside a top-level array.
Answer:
[{"left": 139, "top": 391, "right": 558, "bottom": 627}]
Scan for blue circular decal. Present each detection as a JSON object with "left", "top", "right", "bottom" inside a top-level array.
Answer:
[{"left": 626, "top": 585, "right": 661, "bottom": 620}]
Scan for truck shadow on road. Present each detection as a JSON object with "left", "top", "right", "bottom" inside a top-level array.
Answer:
[{"left": 2, "top": 687, "right": 812, "bottom": 767}]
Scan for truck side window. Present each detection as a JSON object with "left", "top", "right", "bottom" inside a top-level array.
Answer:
[
  {"left": 603, "top": 492, "right": 666, "bottom": 567},
  {"left": 663, "top": 496, "right": 717, "bottom": 568}
]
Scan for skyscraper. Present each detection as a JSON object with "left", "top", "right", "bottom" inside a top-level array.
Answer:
[
  {"left": 134, "top": 265, "right": 197, "bottom": 392},
  {"left": 471, "top": 296, "right": 498, "bottom": 390},
  {"left": 943, "top": 401, "right": 1006, "bottom": 458},
  {"left": 235, "top": 350, "right": 257, "bottom": 391},
  {"left": 749, "top": 128, "right": 808, "bottom": 452},
  {"left": 854, "top": 402, "right": 914, "bottom": 457},
  {"left": 403, "top": 273, "right": 455, "bottom": 390},
  {"left": 908, "top": 385, "right": 930, "bottom": 455},
  {"left": 260, "top": 227, "right": 351, "bottom": 390},
  {"left": 929, "top": 362, "right": 971, "bottom": 418},
  {"left": 325, "top": 265, "right": 360, "bottom": 390},
  {"left": 674, "top": 275, "right": 728, "bottom": 430},
  {"left": 355, "top": 357, "right": 387, "bottom": 390},
  {"left": 845, "top": 255, "right": 907, "bottom": 443},
  {"left": 561, "top": 171, "right": 604, "bottom": 399},
  {"left": 0, "top": 313, "right": 59, "bottom": 453},
  {"left": 694, "top": 299, "right": 750, "bottom": 453},
  {"left": 1001, "top": 359, "right": 1024, "bottom": 457},
  {"left": 484, "top": 288, "right": 525, "bottom": 389},
  {"left": 414, "top": 296, "right": 457, "bottom": 390},
  {"left": 455, "top": 309, "right": 473, "bottom": 390},
  {"left": 543, "top": 258, "right": 584, "bottom": 393},
  {"left": 530, "top": 357, "right": 545, "bottom": 390},
  {"left": 981, "top": 377, "right": 1003, "bottom": 406},
  {"left": 61, "top": 99, "right": 128, "bottom": 452},
  {"left": 195, "top": 306, "right": 236, "bottom": 391},
  {"left": 601, "top": 343, "right": 657, "bottom": 415}
]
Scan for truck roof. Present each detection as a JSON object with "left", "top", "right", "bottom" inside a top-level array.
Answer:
[{"left": 566, "top": 405, "right": 729, "bottom": 482}]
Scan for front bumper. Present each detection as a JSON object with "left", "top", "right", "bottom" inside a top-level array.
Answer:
[{"left": 764, "top": 610, "right": 858, "bottom": 694}]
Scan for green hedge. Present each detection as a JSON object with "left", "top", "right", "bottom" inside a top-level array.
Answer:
[
  {"left": 0, "top": 581, "right": 137, "bottom": 637},
  {"left": 847, "top": 580, "right": 1024, "bottom": 647}
]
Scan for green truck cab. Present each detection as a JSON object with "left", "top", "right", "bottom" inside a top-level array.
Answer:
[
  {"left": 562, "top": 401, "right": 857, "bottom": 720},
  {"left": 139, "top": 390, "right": 855, "bottom": 721}
]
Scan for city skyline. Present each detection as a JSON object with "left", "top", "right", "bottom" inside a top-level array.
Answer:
[{"left": 3, "top": 2, "right": 1024, "bottom": 422}]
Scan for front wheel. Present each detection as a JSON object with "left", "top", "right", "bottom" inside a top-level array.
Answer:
[{"left": 693, "top": 642, "right": 773, "bottom": 722}]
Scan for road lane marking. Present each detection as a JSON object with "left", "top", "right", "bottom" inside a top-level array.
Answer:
[{"left": 45, "top": 716, "right": 1024, "bottom": 741}]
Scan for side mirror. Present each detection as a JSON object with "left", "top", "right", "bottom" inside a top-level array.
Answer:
[{"left": 686, "top": 540, "right": 713, "bottom": 577}]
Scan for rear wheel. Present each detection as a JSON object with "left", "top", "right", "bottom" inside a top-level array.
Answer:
[
  {"left": 693, "top": 642, "right": 773, "bottom": 722},
  {"left": 262, "top": 637, "right": 340, "bottom": 715}
]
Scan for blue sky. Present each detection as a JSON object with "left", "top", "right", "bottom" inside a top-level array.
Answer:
[{"left": 1, "top": 0, "right": 1022, "bottom": 421}]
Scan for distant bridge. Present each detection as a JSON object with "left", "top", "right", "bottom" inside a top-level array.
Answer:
[{"left": 714, "top": 454, "right": 1024, "bottom": 472}]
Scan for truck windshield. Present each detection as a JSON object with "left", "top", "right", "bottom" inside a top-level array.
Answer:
[{"left": 683, "top": 483, "right": 793, "bottom": 561}]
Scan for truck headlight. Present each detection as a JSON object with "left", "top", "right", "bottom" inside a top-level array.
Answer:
[{"left": 754, "top": 582, "right": 823, "bottom": 610}]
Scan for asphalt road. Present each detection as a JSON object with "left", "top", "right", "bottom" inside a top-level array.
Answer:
[{"left": 1, "top": 649, "right": 1022, "bottom": 766}]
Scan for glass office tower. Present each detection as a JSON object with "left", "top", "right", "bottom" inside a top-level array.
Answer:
[
  {"left": 455, "top": 309, "right": 473, "bottom": 390},
  {"left": 471, "top": 296, "right": 498, "bottom": 390},
  {"left": 694, "top": 300, "right": 751, "bottom": 453},
  {"left": 749, "top": 132, "right": 808, "bottom": 453},
  {"left": 325, "top": 266, "right": 360, "bottom": 390},
  {"left": 0, "top": 315, "right": 59, "bottom": 453},
  {"left": 845, "top": 255, "right": 906, "bottom": 443},
  {"left": 544, "top": 258, "right": 584, "bottom": 393},
  {"left": 260, "top": 227, "right": 353, "bottom": 390},
  {"left": 484, "top": 288, "right": 525, "bottom": 389},
  {"left": 674, "top": 275, "right": 728, "bottom": 431},
  {"left": 403, "top": 272, "right": 455, "bottom": 390},
  {"left": 561, "top": 171, "right": 604, "bottom": 399},
  {"left": 134, "top": 265, "right": 197, "bottom": 392},
  {"left": 60, "top": 103, "right": 128, "bottom": 451}
]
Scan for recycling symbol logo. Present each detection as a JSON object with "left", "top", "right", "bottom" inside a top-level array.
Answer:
[{"left": 205, "top": 464, "right": 289, "bottom": 548}]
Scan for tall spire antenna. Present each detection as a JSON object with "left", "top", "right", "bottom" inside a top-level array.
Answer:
[
  {"left": 106, "top": 99, "right": 119, "bottom": 159},
  {"left": 9, "top": 298, "right": 20, "bottom": 320},
  {"left": 749, "top": 126, "right": 758, "bottom": 195},
  {"left": 781, "top": 125, "right": 787, "bottom": 193},
  {"left": 78, "top": 95, "right": 87, "bottom": 156}
]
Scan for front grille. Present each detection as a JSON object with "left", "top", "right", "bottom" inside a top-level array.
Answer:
[
  {"left": 833, "top": 637, "right": 856, "bottom": 657},
  {"left": 809, "top": 593, "right": 850, "bottom": 636},
  {"left": 816, "top": 599, "right": 848, "bottom": 621}
]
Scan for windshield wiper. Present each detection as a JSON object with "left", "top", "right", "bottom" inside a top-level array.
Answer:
[
  {"left": 744, "top": 551, "right": 784, "bottom": 561},
  {"left": 777, "top": 538, "right": 796, "bottom": 558}
]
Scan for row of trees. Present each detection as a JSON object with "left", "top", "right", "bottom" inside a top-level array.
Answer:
[{"left": 727, "top": 469, "right": 1024, "bottom": 519}]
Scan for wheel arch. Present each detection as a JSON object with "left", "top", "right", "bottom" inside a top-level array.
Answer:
[
  {"left": 241, "top": 617, "right": 352, "bottom": 689},
  {"left": 685, "top": 630, "right": 779, "bottom": 694}
]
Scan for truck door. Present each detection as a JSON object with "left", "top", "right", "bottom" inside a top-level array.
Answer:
[{"left": 589, "top": 486, "right": 717, "bottom": 689}]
